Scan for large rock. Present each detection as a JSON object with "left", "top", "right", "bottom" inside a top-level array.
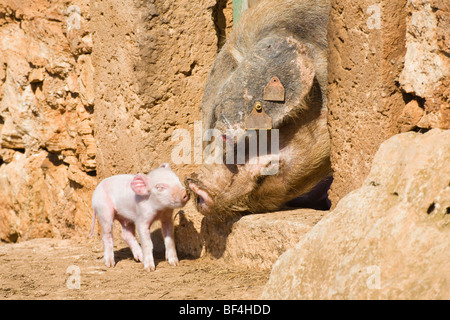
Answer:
[
  {"left": 262, "top": 129, "right": 450, "bottom": 299},
  {"left": 399, "top": 0, "right": 449, "bottom": 131},
  {"left": 173, "top": 208, "right": 325, "bottom": 270},
  {"left": 399, "top": 0, "right": 449, "bottom": 127},
  {"left": 216, "top": 210, "right": 324, "bottom": 270}
]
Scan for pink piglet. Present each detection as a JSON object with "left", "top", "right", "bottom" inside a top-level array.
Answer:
[{"left": 90, "top": 163, "right": 189, "bottom": 271}]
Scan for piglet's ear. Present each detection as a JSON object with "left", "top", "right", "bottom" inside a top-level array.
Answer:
[
  {"left": 159, "top": 163, "right": 171, "bottom": 169},
  {"left": 131, "top": 174, "right": 150, "bottom": 196}
]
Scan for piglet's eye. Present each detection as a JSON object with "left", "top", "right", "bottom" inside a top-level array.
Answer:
[{"left": 155, "top": 183, "right": 168, "bottom": 191}]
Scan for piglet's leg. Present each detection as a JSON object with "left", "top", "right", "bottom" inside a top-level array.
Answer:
[
  {"left": 136, "top": 221, "right": 155, "bottom": 272},
  {"left": 99, "top": 215, "right": 115, "bottom": 268},
  {"left": 92, "top": 186, "right": 116, "bottom": 267},
  {"left": 160, "top": 212, "right": 179, "bottom": 266},
  {"left": 118, "top": 219, "right": 143, "bottom": 262}
]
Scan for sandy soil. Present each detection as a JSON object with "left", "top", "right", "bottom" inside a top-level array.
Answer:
[{"left": 0, "top": 238, "right": 270, "bottom": 300}]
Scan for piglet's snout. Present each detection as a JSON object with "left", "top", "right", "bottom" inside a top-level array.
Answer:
[
  {"left": 172, "top": 187, "right": 189, "bottom": 204},
  {"left": 180, "top": 188, "right": 189, "bottom": 202}
]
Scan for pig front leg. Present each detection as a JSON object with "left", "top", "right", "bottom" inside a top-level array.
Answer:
[
  {"left": 160, "top": 212, "right": 179, "bottom": 266},
  {"left": 136, "top": 220, "right": 155, "bottom": 272}
]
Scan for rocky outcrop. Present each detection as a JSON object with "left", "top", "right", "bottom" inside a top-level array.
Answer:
[
  {"left": 261, "top": 129, "right": 450, "bottom": 299},
  {"left": 398, "top": 0, "right": 449, "bottom": 130},
  {"left": 0, "top": 1, "right": 97, "bottom": 241}
]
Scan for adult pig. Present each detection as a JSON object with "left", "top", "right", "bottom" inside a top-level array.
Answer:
[
  {"left": 91, "top": 163, "right": 189, "bottom": 271},
  {"left": 187, "top": 0, "right": 331, "bottom": 216}
]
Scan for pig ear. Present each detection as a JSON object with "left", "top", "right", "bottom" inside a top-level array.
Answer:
[
  {"left": 159, "top": 163, "right": 171, "bottom": 169},
  {"left": 131, "top": 174, "right": 150, "bottom": 196},
  {"left": 269, "top": 37, "right": 317, "bottom": 127}
]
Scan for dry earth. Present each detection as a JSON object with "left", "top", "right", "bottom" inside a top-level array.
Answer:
[{"left": 0, "top": 238, "right": 269, "bottom": 300}]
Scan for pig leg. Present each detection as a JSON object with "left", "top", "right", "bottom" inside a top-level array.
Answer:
[
  {"left": 118, "top": 218, "right": 143, "bottom": 262},
  {"left": 98, "top": 212, "right": 115, "bottom": 268},
  {"left": 160, "top": 212, "right": 179, "bottom": 266},
  {"left": 92, "top": 183, "right": 116, "bottom": 267},
  {"left": 136, "top": 220, "right": 155, "bottom": 272}
]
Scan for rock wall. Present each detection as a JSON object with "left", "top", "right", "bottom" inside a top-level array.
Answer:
[
  {"left": 327, "top": 0, "right": 449, "bottom": 206},
  {"left": 0, "top": 1, "right": 97, "bottom": 241},
  {"left": 90, "top": 0, "right": 230, "bottom": 179}
]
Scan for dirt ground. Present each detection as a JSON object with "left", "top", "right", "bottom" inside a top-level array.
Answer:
[{"left": 0, "top": 238, "right": 270, "bottom": 300}]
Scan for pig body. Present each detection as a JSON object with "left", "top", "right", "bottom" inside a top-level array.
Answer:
[
  {"left": 91, "top": 163, "right": 189, "bottom": 271},
  {"left": 187, "top": 0, "right": 332, "bottom": 216}
]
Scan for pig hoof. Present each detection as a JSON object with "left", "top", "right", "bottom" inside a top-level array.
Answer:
[
  {"left": 144, "top": 262, "right": 156, "bottom": 272},
  {"left": 104, "top": 259, "right": 115, "bottom": 268},
  {"left": 168, "top": 257, "right": 179, "bottom": 266},
  {"left": 144, "top": 265, "right": 156, "bottom": 272},
  {"left": 133, "top": 251, "right": 143, "bottom": 262}
]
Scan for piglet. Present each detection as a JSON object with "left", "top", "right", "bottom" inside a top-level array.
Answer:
[{"left": 90, "top": 163, "right": 189, "bottom": 271}]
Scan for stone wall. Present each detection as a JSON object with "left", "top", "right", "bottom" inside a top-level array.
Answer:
[
  {"left": 90, "top": 0, "right": 231, "bottom": 179},
  {"left": 0, "top": 0, "right": 97, "bottom": 241},
  {"left": 327, "top": 0, "right": 449, "bottom": 206}
]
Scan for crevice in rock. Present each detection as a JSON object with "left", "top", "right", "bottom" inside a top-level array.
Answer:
[
  {"left": 427, "top": 202, "right": 435, "bottom": 214},
  {"left": 12, "top": 148, "right": 25, "bottom": 154},
  {"left": 69, "top": 179, "right": 83, "bottom": 190},
  {"left": 180, "top": 61, "right": 197, "bottom": 77},
  {"left": 211, "top": 0, "right": 228, "bottom": 52},
  {"left": 86, "top": 170, "right": 97, "bottom": 177},
  {"left": 412, "top": 127, "right": 431, "bottom": 134},
  {"left": 399, "top": 87, "right": 426, "bottom": 109},
  {"left": 84, "top": 104, "right": 94, "bottom": 114},
  {"left": 47, "top": 152, "right": 64, "bottom": 167}
]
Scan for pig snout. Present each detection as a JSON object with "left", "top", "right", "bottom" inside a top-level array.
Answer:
[
  {"left": 185, "top": 177, "right": 214, "bottom": 215},
  {"left": 166, "top": 185, "right": 190, "bottom": 208},
  {"left": 178, "top": 187, "right": 190, "bottom": 203}
]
